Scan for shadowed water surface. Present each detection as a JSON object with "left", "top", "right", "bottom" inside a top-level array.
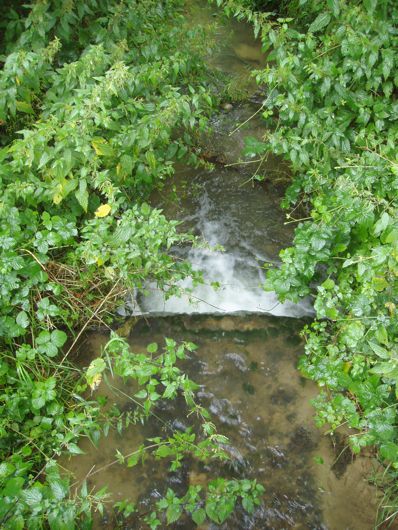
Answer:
[{"left": 64, "top": 315, "right": 379, "bottom": 529}]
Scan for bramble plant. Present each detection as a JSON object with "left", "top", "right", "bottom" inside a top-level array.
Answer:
[{"left": 217, "top": 0, "right": 398, "bottom": 523}]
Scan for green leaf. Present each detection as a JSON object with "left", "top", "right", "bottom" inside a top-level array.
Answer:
[
  {"left": 322, "top": 278, "right": 335, "bottom": 290},
  {"left": 380, "top": 442, "right": 398, "bottom": 462},
  {"left": 86, "top": 358, "right": 106, "bottom": 389},
  {"left": 373, "top": 212, "right": 390, "bottom": 236},
  {"left": 23, "top": 487, "right": 43, "bottom": 507},
  {"left": 166, "top": 503, "right": 182, "bottom": 525},
  {"left": 75, "top": 179, "right": 89, "bottom": 212},
  {"left": 147, "top": 342, "right": 158, "bottom": 353},
  {"left": 192, "top": 508, "right": 206, "bottom": 525},
  {"left": 327, "top": 0, "right": 340, "bottom": 16},
  {"left": 242, "top": 496, "right": 254, "bottom": 514},
  {"left": 156, "top": 445, "right": 172, "bottom": 458},
  {"left": 370, "top": 362, "right": 396, "bottom": 376},
  {"left": 16, "top": 100, "right": 34, "bottom": 114},
  {"left": 127, "top": 452, "right": 140, "bottom": 467},
  {"left": 368, "top": 342, "right": 390, "bottom": 359},
  {"left": 16, "top": 311, "right": 29, "bottom": 329},
  {"left": 49, "top": 479, "right": 68, "bottom": 501},
  {"left": 51, "top": 330, "right": 67, "bottom": 348},
  {"left": 67, "top": 443, "right": 85, "bottom": 455},
  {"left": 308, "top": 12, "right": 331, "bottom": 33},
  {"left": 243, "top": 136, "right": 266, "bottom": 157},
  {"left": 3, "top": 477, "right": 25, "bottom": 497}
]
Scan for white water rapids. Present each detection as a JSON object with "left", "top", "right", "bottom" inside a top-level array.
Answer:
[{"left": 126, "top": 168, "right": 313, "bottom": 318}]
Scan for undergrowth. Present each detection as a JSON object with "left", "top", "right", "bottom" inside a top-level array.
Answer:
[
  {"left": 0, "top": 0, "right": 264, "bottom": 527},
  {"left": 217, "top": 0, "right": 398, "bottom": 525}
]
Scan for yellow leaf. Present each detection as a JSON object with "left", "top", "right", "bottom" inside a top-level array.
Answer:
[
  {"left": 343, "top": 361, "right": 352, "bottom": 374},
  {"left": 53, "top": 193, "right": 63, "bottom": 205},
  {"left": 89, "top": 373, "right": 102, "bottom": 391},
  {"left": 91, "top": 137, "right": 114, "bottom": 157},
  {"left": 95, "top": 204, "right": 111, "bottom": 218}
]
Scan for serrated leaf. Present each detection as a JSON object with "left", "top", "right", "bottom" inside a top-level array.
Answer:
[
  {"left": 23, "top": 487, "right": 43, "bottom": 506},
  {"left": 166, "top": 503, "right": 182, "bottom": 525},
  {"left": 308, "top": 12, "right": 331, "bottom": 33},
  {"left": 49, "top": 479, "right": 68, "bottom": 501},
  {"left": 127, "top": 452, "right": 140, "bottom": 467},
  {"left": 192, "top": 508, "right": 206, "bottom": 525},
  {"left": 67, "top": 443, "right": 85, "bottom": 455},
  {"left": 92, "top": 137, "right": 115, "bottom": 157}
]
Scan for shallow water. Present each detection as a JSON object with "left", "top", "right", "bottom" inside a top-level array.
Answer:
[{"left": 65, "top": 316, "right": 379, "bottom": 529}]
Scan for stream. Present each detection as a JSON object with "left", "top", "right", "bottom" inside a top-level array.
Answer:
[{"left": 63, "top": 3, "right": 381, "bottom": 529}]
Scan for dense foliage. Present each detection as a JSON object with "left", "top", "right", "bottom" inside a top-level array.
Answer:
[
  {"left": 218, "top": 0, "right": 398, "bottom": 521},
  {"left": 0, "top": 0, "right": 265, "bottom": 527}
]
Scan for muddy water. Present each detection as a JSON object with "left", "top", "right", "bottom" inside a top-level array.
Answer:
[{"left": 65, "top": 316, "right": 379, "bottom": 529}]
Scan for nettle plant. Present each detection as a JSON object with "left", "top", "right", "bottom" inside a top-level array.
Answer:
[
  {"left": 83, "top": 335, "right": 264, "bottom": 528},
  {"left": 0, "top": 0, "right": 265, "bottom": 527},
  {"left": 1, "top": 336, "right": 264, "bottom": 528},
  {"left": 219, "top": 0, "right": 398, "bottom": 516}
]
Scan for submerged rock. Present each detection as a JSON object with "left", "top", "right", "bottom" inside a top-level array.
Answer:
[{"left": 233, "top": 43, "right": 264, "bottom": 63}]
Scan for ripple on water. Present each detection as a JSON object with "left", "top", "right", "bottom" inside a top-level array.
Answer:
[{"left": 62, "top": 315, "right": 380, "bottom": 529}]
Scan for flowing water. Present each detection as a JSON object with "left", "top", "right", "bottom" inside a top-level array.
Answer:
[{"left": 63, "top": 4, "right": 382, "bottom": 529}]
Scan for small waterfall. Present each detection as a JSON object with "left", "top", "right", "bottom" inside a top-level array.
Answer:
[{"left": 130, "top": 173, "right": 313, "bottom": 318}]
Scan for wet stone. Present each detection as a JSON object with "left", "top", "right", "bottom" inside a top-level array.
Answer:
[
  {"left": 224, "top": 352, "right": 248, "bottom": 371},
  {"left": 270, "top": 387, "right": 296, "bottom": 405},
  {"left": 288, "top": 426, "right": 319, "bottom": 454}
]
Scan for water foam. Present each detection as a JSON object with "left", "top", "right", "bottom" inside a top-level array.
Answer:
[{"left": 132, "top": 188, "right": 312, "bottom": 318}]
